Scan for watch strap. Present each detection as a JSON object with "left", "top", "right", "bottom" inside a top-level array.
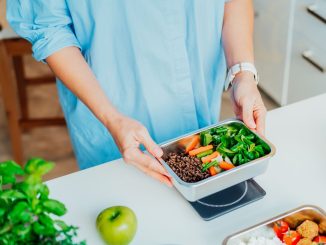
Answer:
[{"left": 224, "top": 62, "right": 259, "bottom": 91}]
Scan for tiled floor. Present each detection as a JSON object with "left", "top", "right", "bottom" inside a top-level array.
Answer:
[{"left": 0, "top": 57, "right": 278, "bottom": 181}]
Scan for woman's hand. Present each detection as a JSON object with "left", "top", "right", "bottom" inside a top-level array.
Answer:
[
  {"left": 107, "top": 114, "right": 173, "bottom": 187},
  {"left": 230, "top": 71, "right": 267, "bottom": 135}
]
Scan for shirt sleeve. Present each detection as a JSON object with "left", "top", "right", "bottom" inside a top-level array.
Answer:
[{"left": 6, "top": 0, "right": 81, "bottom": 62}]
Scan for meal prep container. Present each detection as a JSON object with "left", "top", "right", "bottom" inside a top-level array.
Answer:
[
  {"left": 159, "top": 119, "right": 276, "bottom": 201},
  {"left": 223, "top": 205, "right": 326, "bottom": 244}
]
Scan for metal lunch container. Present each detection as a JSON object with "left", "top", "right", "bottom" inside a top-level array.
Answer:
[
  {"left": 223, "top": 205, "right": 326, "bottom": 244},
  {"left": 159, "top": 119, "right": 276, "bottom": 201}
]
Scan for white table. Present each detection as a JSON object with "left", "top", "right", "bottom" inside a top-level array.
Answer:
[{"left": 47, "top": 94, "right": 326, "bottom": 245}]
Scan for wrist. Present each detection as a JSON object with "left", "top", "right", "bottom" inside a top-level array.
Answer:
[
  {"left": 232, "top": 71, "right": 257, "bottom": 87},
  {"left": 224, "top": 62, "right": 259, "bottom": 91},
  {"left": 101, "top": 108, "right": 124, "bottom": 132}
]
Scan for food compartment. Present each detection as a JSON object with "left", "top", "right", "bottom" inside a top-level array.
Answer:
[
  {"left": 223, "top": 205, "right": 326, "bottom": 245},
  {"left": 161, "top": 120, "right": 273, "bottom": 184}
]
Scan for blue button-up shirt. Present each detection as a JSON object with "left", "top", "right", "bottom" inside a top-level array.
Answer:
[{"left": 7, "top": 0, "right": 227, "bottom": 169}]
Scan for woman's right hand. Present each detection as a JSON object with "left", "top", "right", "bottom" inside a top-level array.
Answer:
[{"left": 106, "top": 114, "right": 173, "bottom": 187}]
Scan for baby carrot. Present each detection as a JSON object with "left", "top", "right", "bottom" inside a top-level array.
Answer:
[
  {"left": 201, "top": 151, "right": 219, "bottom": 164},
  {"left": 189, "top": 145, "right": 213, "bottom": 156},
  {"left": 209, "top": 166, "right": 218, "bottom": 176},
  {"left": 219, "top": 161, "right": 235, "bottom": 170},
  {"left": 185, "top": 135, "right": 200, "bottom": 153}
]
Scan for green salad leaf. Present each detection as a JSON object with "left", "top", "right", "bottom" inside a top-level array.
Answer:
[{"left": 203, "top": 123, "right": 271, "bottom": 166}]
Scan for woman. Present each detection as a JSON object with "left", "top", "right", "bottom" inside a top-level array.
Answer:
[{"left": 7, "top": 0, "right": 266, "bottom": 187}]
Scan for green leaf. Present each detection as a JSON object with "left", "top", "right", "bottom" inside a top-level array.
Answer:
[
  {"left": 232, "top": 154, "right": 239, "bottom": 165},
  {"left": 248, "top": 143, "right": 255, "bottom": 152},
  {"left": 1, "top": 175, "right": 16, "bottom": 185},
  {"left": 0, "top": 190, "right": 26, "bottom": 203},
  {"left": 39, "top": 213, "right": 54, "bottom": 229},
  {"left": 8, "top": 201, "right": 32, "bottom": 224},
  {"left": 218, "top": 146, "right": 235, "bottom": 155},
  {"left": 230, "top": 142, "right": 244, "bottom": 152},
  {"left": 0, "top": 161, "right": 24, "bottom": 176},
  {"left": 34, "top": 220, "right": 56, "bottom": 236},
  {"left": 25, "top": 158, "right": 54, "bottom": 176},
  {"left": 38, "top": 184, "right": 49, "bottom": 200},
  {"left": 0, "top": 223, "right": 11, "bottom": 235},
  {"left": 32, "top": 221, "right": 47, "bottom": 236},
  {"left": 253, "top": 151, "right": 260, "bottom": 159},
  {"left": 255, "top": 145, "right": 265, "bottom": 155},
  {"left": 54, "top": 220, "right": 69, "bottom": 232},
  {"left": 24, "top": 174, "right": 42, "bottom": 185},
  {"left": 0, "top": 208, "right": 6, "bottom": 218},
  {"left": 12, "top": 224, "right": 31, "bottom": 240},
  {"left": 214, "top": 126, "right": 228, "bottom": 134},
  {"left": 17, "top": 181, "right": 49, "bottom": 201},
  {"left": 212, "top": 135, "right": 221, "bottom": 145},
  {"left": 42, "top": 199, "right": 67, "bottom": 216},
  {"left": 258, "top": 139, "right": 271, "bottom": 153},
  {"left": 201, "top": 133, "right": 212, "bottom": 146},
  {"left": 15, "top": 182, "right": 35, "bottom": 199}
]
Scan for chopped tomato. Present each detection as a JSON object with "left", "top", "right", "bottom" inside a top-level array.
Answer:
[
  {"left": 314, "top": 236, "right": 326, "bottom": 243},
  {"left": 282, "top": 230, "right": 300, "bottom": 245},
  {"left": 273, "top": 220, "right": 290, "bottom": 239}
]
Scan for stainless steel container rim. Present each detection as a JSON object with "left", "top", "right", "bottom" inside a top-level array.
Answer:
[
  {"left": 159, "top": 119, "right": 276, "bottom": 187},
  {"left": 222, "top": 205, "right": 326, "bottom": 245}
]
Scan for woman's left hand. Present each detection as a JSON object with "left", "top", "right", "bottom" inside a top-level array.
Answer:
[{"left": 230, "top": 71, "right": 267, "bottom": 135}]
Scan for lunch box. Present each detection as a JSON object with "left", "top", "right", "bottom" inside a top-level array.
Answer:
[
  {"left": 159, "top": 119, "right": 276, "bottom": 201},
  {"left": 223, "top": 205, "right": 326, "bottom": 244}
]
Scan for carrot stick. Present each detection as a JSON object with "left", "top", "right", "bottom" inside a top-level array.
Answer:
[
  {"left": 189, "top": 145, "right": 213, "bottom": 156},
  {"left": 185, "top": 135, "right": 200, "bottom": 153},
  {"left": 209, "top": 166, "right": 217, "bottom": 176},
  {"left": 219, "top": 161, "right": 235, "bottom": 170},
  {"left": 201, "top": 151, "right": 219, "bottom": 164}
]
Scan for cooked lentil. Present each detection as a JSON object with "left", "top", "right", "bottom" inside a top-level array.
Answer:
[{"left": 163, "top": 152, "right": 210, "bottom": 183}]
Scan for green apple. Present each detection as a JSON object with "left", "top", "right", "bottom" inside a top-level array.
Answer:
[{"left": 96, "top": 206, "right": 137, "bottom": 245}]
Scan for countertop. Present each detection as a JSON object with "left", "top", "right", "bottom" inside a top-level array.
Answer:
[{"left": 47, "top": 94, "right": 326, "bottom": 245}]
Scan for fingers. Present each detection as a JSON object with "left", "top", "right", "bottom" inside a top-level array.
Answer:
[
  {"left": 241, "top": 99, "right": 256, "bottom": 130},
  {"left": 123, "top": 148, "right": 173, "bottom": 187},
  {"left": 254, "top": 105, "right": 267, "bottom": 136},
  {"left": 136, "top": 164, "right": 173, "bottom": 187},
  {"left": 123, "top": 147, "right": 171, "bottom": 177},
  {"left": 136, "top": 126, "right": 163, "bottom": 159}
]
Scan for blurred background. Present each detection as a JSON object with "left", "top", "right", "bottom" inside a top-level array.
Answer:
[{"left": 1, "top": 0, "right": 325, "bottom": 180}]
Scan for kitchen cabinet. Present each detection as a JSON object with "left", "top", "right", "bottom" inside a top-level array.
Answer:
[{"left": 254, "top": 0, "right": 326, "bottom": 105}]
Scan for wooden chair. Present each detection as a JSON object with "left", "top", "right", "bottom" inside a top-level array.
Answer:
[{"left": 0, "top": 28, "right": 65, "bottom": 165}]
